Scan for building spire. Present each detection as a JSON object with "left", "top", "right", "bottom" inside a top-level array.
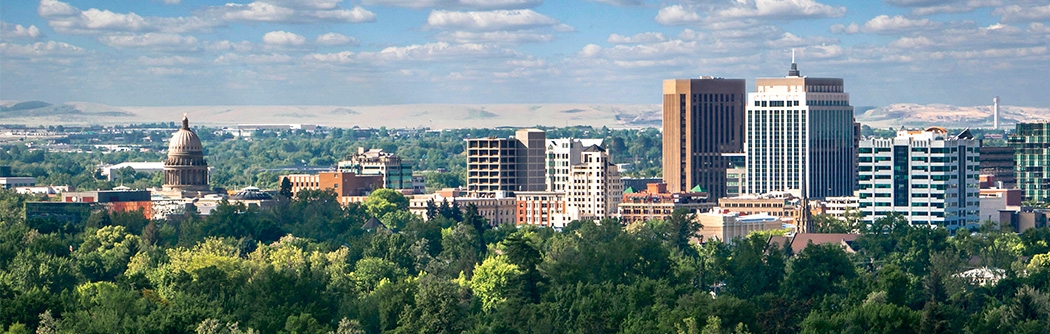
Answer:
[
  {"left": 788, "top": 49, "right": 800, "bottom": 77},
  {"left": 181, "top": 113, "right": 189, "bottom": 130}
]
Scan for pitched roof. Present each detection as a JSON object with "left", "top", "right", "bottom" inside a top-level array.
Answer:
[
  {"left": 789, "top": 233, "right": 860, "bottom": 254},
  {"left": 363, "top": 217, "right": 384, "bottom": 230}
]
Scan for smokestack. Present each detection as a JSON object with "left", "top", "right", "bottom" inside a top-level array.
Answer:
[{"left": 993, "top": 96, "right": 1000, "bottom": 130}]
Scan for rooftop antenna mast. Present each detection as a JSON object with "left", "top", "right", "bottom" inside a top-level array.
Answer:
[{"left": 788, "top": 49, "right": 800, "bottom": 77}]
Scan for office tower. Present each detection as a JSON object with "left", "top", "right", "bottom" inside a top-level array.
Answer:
[
  {"left": 568, "top": 145, "right": 623, "bottom": 220},
  {"left": 466, "top": 129, "right": 546, "bottom": 194},
  {"left": 1009, "top": 121, "right": 1050, "bottom": 202},
  {"left": 744, "top": 63, "right": 856, "bottom": 199},
  {"left": 662, "top": 77, "right": 746, "bottom": 198},
  {"left": 857, "top": 128, "right": 980, "bottom": 230},
  {"left": 545, "top": 138, "right": 604, "bottom": 192}
]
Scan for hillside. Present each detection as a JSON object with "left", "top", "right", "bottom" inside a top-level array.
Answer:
[{"left": 856, "top": 103, "right": 1050, "bottom": 129}]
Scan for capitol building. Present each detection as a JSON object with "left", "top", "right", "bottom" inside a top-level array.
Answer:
[{"left": 158, "top": 115, "right": 213, "bottom": 198}]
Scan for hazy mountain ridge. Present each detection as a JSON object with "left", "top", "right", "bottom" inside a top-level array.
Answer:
[
  {"left": 1, "top": 100, "right": 1047, "bottom": 129},
  {"left": 856, "top": 103, "right": 1050, "bottom": 129}
]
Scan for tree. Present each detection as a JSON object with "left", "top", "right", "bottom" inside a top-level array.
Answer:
[
  {"left": 784, "top": 243, "right": 857, "bottom": 300},
  {"left": 363, "top": 189, "right": 409, "bottom": 219},
  {"left": 279, "top": 177, "right": 293, "bottom": 198},
  {"left": 468, "top": 256, "right": 522, "bottom": 312}
]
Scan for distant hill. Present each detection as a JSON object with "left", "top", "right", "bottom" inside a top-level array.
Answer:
[
  {"left": 0, "top": 101, "right": 134, "bottom": 120},
  {"left": 2, "top": 100, "right": 1048, "bottom": 129},
  {"left": 855, "top": 103, "right": 1050, "bottom": 129},
  {"left": 1, "top": 101, "right": 52, "bottom": 112}
]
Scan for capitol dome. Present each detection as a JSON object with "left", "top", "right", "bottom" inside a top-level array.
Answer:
[
  {"left": 168, "top": 117, "right": 204, "bottom": 153},
  {"left": 163, "top": 115, "right": 209, "bottom": 192}
]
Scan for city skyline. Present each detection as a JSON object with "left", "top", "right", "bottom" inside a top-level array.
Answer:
[{"left": 2, "top": 0, "right": 1048, "bottom": 108}]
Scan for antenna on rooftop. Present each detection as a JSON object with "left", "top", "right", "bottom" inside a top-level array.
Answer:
[{"left": 788, "top": 49, "right": 800, "bottom": 77}]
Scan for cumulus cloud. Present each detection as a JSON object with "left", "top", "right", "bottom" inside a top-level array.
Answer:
[
  {"left": 97, "top": 33, "right": 199, "bottom": 51},
  {"left": 435, "top": 30, "right": 553, "bottom": 43},
  {"left": 263, "top": 30, "right": 307, "bottom": 46},
  {"left": 656, "top": 0, "right": 845, "bottom": 27},
  {"left": 205, "top": 40, "right": 254, "bottom": 53},
  {"left": 133, "top": 55, "right": 201, "bottom": 66},
  {"left": 1, "top": 22, "right": 44, "bottom": 40},
  {"left": 206, "top": 1, "right": 376, "bottom": 24},
  {"left": 655, "top": 5, "right": 702, "bottom": 25},
  {"left": 316, "top": 32, "right": 357, "bottom": 46},
  {"left": 361, "top": 0, "right": 541, "bottom": 10},
  {"left": 607, "top": 32, "right": 666, "bottom": 44},
  {"left": 214, "top": 52, "right": 294, "bottom": 64},
  {"left": 38, "top": 0, "right": 218, "bottom": 34},
  {"left": 360, "top": 42, "right": 517, "bottom": 63},
  {"left": 426, "top": 9, "right": 563, "bottom": 31},
  {"left": 861, "top": 15, "right": 939, "bottom": 34},
  {"left": 993, "top": 4, "right": 1050, "bottom": 23},
  {"left": 303, "top": 51, "right": 356, "bottom": 64},
  {"left": 901, "top": 0, "right": 1003, "bottom": 16},
  {"left": 829, "top": 23, "right": 858, "bottom": 34},
  {"left": 0, "top": 40, "right": 85, "bottom": 58}
]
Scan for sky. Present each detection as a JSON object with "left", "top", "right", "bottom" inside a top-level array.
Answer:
[{"left": 1, "top": 0, "right": 1048, "bottom": 108}]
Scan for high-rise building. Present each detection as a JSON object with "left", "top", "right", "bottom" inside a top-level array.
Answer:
[
  {"left": 662, "top": 77, "right": 746, "bottom": 198},
  {"left": 545, "top": 138, "right": 604, "bottom": 193},
  {"left": 744, "top": 63, "right": 856, "bottom": 199},
  {"left": 979, "top": 146, "right": 1016, "bottom": 189},
  {"left": 338, "top": 147, "right": 416, "bottom": 192},
  {"left": 466, "top": 129, "right": 546, "bottom": 194},
  {"left": 1009, "top": 121, "right": 1050, "bottom": 202},
  {"left": 567, "top": 145, "right": 622, "bottom": 220},
  {"left": 857, "top": 127, "right": 980, "bottom": 230}
]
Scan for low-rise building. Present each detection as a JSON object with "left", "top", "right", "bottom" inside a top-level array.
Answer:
[
  {"left": 718, "top": 192, "right": 803, "bottom": 225},
  {"left": 514, "top": 191, "right": 571, "bottom": 228},
  {"left": 696, "top": 209, "right": 788, "bottom": 244},
  {"left": 98, "top": 162, "right": 165, "bottom": 181},
  {"left": 618, "top": 182, "right": 711, "bottom": 224},
  {"left": 338, "top": 148, "right": 418, "bottom": 193},
  {"left": 406, "top": 189, "right": 518, "bottom": 226}
]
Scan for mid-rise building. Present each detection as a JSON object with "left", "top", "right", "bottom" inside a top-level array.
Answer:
[
  {"left": 744, "top": 63, "right": 856, "bottom": 199},
  {"left": 567, "top": 145, "right": 622, "bottom": 220},
  {"left": 280, "top": 172, "right": 384, "bottom": 206},
  {"left": 618, "top": 182, "right": 711, "bottom": 224},
  {"left": 545, "top": 138, "right": 603, "bottom": 193},
  {"left": 1009, "top": 122, "right": 1050, "bottom": 202},
  {"left": 0, "top": 166, "right": 36, "bottom": 189},
  {"left": 465, "top": 129, "right": 546, "bottom": 194},
  {"left": 979, "top": 146, "right": 1016, "bottom": 189},
  {"left": 662, "top": 77, "right": 746, "bottom": 198},
  {"left": 338, "top": 148, "right": 416, "bottom": 192},
  {"left": 858, "top": 127, "right": 980, "bottom": 230}
]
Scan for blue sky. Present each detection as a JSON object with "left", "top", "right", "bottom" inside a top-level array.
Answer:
[{"left": 1, "top": 0, "right": 1048, "bottom": 107}]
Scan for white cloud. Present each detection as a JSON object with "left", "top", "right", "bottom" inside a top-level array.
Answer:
[
  {"left": 655, "top": 5, "right": 702, "bottom": 25},
  {"left": 206, "top": 40, "right": 254, "bottom": 53},
  {"left": 889, "top": 36, "right": 935, "bottom": 48},
  {"left": 360, "top": 0, "right": 541, "bottom": 10},
  {"left": 361, "top": 42, "right": 517, "bottom": 62},
  {"left": 39, "top": 0, "right": 219, "bottom": 34},
  {"left": 907, "top": 0, "right": 1002, "bottom": 16},
  {"left": 162, "top": 0, "right": 181, "bottom": 4},
  {"left": 607, "top": 32, "right": 666, "bottom": 44},
  {"left": 0, "top": 22, "right": 44, "bottom": 40},
  {"left": 579, "top": 44, "right": 602, "bottom": 57},
  {"left": 861, "top": 15, "right": 939, "bottom": 34},
  {"left": 97, "top": 33, "right": 199, "bottom": 51},
  {"left": 263, "top": 30, "right": 307, "bottom": 46},
  {"left": 0, "top": 40, "right": 85, "bottom": 58},
  {"left": 213, "top": 52, "right": 294, "bottom": 64},
  {"left": 830, "top": 22, "right": 860, "bottom": 34},
  {"left": 316, "top": 32, "right": 357, "bottom": 46},
  {"left": 303, "top": 51, "right": 356, "bottom": 64},
  {"left": 435, "top": 31, "right": 553, "bottom": 43},
  {"left": 209, "top": 1, "right": 376, "bottom": 24},
  {"left": 657, "top": 0, "right": 845, "bottom": 28},
  {"left": 133, "top": 55, "right": 200, "bottom": 66},
  {"left": 426, "top": 10, "right": 563, "bottom": 31},
  {"left": 883, "top": 0, "right": 951, "bottom": 6},
  {"left": 993, "top": 4, "right": 1050, "bottom": 23},
  {"left": 714, "top": 0, "right": 847, "bottom": 20}
]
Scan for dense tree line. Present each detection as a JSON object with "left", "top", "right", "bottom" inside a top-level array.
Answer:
[
  {"left": 2, "top": 187, "right": 1048, "bottom": 333},
  {"left": 0, "top": 126, "right": 663, "bottom": 192}
]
